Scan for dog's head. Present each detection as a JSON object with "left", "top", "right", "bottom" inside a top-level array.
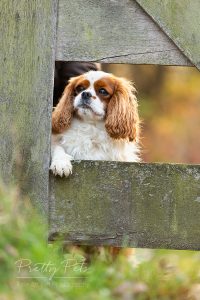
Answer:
[{"left": 52, "top": 70, "right": 139, "bottom": 142}]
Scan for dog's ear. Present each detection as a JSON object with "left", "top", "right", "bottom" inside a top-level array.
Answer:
[
  {"left": 52, "top": 80, "right": 75, "bottom": 134},
  {"left": 105, "top": 78, "right": 139, "bottom": 142}
]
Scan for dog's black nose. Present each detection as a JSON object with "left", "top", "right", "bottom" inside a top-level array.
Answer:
[{"left": 82, "top": 91, "right": 92, "bottom": 100}]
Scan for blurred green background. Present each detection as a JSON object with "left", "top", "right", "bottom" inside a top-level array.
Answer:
[{"left": 1, "top": 65, "right": 200, "bottom": 300}]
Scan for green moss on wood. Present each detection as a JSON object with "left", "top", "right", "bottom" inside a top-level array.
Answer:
[
  {"left": 137, "top": 0, "right": 200, "bottom": 69},
  {"left": 0, "top": 0, "right": 57, "bottom": 213},
  {"left": 49, "top": 161, "right": 200, "bottom": 250}
]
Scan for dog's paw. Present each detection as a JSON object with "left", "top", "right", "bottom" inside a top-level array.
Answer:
[{"left": 50, "top": 155, "right": 73, "bottom": 177}]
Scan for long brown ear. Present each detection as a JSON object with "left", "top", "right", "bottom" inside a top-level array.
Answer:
[
  {"left": 105, "top": 78, "right": 139, "bottom": 142},
  {"left": 52, "top": 81, "right": 75, "bottom": 134}
]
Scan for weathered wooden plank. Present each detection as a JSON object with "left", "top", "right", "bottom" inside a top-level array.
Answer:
[
  {"left": 136, "top": 0, "right": 200, "bottom": 70},
  {"left": 56, "top": 0, "right": 191, "bottom": 66},
  {"left": 0, "top": 1, "right": 57, "bottom": 214},
  {"left": 49, "top": 161, "right": 200, "bottom": 250}
]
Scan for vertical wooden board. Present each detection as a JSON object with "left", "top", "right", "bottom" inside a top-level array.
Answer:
[
  {"left": 136, "top": 0, "right": 200, "bottom": 69},
  {"left": 0, "top": 1, "right": 57, "bottom": 213}
]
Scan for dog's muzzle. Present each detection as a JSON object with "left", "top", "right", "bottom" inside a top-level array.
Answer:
[{"left": 79, "top": 91, "right": 92, "bottom": 108}]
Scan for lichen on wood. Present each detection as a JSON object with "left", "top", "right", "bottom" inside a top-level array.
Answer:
[
  {"left": 0, "top": 0, "right": 57, "bottom": 213},
  {"left": 56, "top": 0, "right": 191, "bottom": 66},
  {"left": 49, "top": 161, "right": 200, "bottom": 250}
]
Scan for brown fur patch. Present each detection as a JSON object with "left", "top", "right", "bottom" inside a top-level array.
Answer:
[
  {"left": 94, "top": 77, "right": 115, "bottom": 102},
  {"left": 74, "top": 78, "right": 90, "bottom": 94},
  {"left": 52, "top": 76, "right": 78, "bottom": 133},
  {"left": 105, "top": 76, "right": 139, "bottom": 142}
]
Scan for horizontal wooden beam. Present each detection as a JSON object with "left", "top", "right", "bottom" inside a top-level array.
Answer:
[
  {"left": 49, "top": 161, "right": 200, "bottom": 250},
  {"left": 56, "top": 0, "right": 191, "bottom": 66}
]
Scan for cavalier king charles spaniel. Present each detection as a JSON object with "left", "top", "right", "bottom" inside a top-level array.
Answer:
[{"left": 50, "top": 70, "right": 140, "bottom": 177}]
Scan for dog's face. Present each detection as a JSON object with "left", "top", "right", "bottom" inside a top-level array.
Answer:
[
  {"left": 52, "top": 71, "right": 139, "bottom": 142},
  {"left": 73, "top": 71, "right": 115, "bottom": 121}
]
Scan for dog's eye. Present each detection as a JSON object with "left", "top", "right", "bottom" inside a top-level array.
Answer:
[
  {"left": 76, "top": 85, "right": 85, "bottom": 93},
  {"left": 99, "top": 88, "right": 109, "bottom": 96}
]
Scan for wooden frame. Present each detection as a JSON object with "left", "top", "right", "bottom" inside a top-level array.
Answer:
[{"left": 0, "top": 0, "right": 199, "bottom": 249}]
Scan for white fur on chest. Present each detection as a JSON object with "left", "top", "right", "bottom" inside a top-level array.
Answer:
[{"left": 52, "top": 119, "right": 140, "bottom": 162}]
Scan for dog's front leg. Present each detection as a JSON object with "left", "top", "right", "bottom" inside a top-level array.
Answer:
[{"left": 50, "top": 144, "right": 73, "bottom": 177}]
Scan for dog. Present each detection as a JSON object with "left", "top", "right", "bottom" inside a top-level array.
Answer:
[{"left": 50, "top": 70, "right": 140, "bottom": 177}]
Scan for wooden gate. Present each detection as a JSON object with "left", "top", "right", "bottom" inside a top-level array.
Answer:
[{"left": 0, "top": 0, "right": 199, "bottom": 249}]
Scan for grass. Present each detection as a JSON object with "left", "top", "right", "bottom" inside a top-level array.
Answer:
[{"left": 0, "top": 184, "right": 200, "bottom": 300}]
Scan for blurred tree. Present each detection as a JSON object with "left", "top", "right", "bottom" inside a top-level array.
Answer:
[{"left": 102, "top": 64, "right": 200, "bottom": 164}]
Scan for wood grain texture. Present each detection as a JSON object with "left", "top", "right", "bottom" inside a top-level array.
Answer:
[
  {"left": 0, "top": 0, "right": 57, "bottom": 213},
  {"left": 56, "top": 0, "right": 191, "bottom": 65},
  {"left": 136, "top": 0, "right": 200, "bottom": 69},
  {"left": 49, "top": 161, "right": 200, "bottom": 250}
]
